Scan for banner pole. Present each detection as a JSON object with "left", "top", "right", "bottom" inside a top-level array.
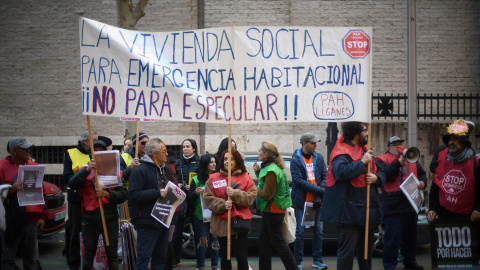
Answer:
[
  {"left": 87, "top": 115, "right": 110, "bottom": 246},
  {"left": 227, "top": 123, "right": 232, "bottom": 260},
  {"left": 364, "top": 122, "right": 372, "bottom": 259},
  {"left": 135, "top": 120, "right": 140, "bottom": 158}
]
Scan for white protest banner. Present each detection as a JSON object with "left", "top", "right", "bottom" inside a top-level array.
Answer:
[{"left": 80, "top": 17, "right": 372, "bottom": 124}]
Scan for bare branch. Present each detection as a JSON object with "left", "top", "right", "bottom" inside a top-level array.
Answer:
[{"left": 132, "top": 0, "right": 149, "bottom": 22}]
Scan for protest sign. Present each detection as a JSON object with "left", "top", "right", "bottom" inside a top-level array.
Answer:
[
  {"left": 430, "top": 217, "right": 478, "bottom": 269},
  {"left": 80, "top": 17, "right": 372, "bottom": 124},
  {"left": 301, "top": 202, "right": 316, "bottom": 227},
  {"left": 94, "top": 150, "right": 122, "bottom": 189},
  {"left": 399, "top": 172, "right": 424, "bottom": 213},
  {"left": 17, "top": 165, "right": 45, "bottom": 206},
  {"left": 151, "top": 181, "right": 186, "bottom": 228}
]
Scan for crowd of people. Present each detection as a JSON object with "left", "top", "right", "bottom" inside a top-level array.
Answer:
[{"left": 0, "top": 119, "right": 479, "bottom": 270}]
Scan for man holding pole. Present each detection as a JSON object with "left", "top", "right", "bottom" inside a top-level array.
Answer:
[
  {"left": 68, "top": 140, "right": 127, "bottom": 270},
  {"left": 321, "top": 121, "right": 385, "bottom": 270},
  {"left": 120, "top": 132, "right": 149, "bottom": 184},
  {"left": 63, "top": 129, "right": 97, "bottom": 270},
  {"left": 377, "top": 136, "right": 426, "bottom": 270}
]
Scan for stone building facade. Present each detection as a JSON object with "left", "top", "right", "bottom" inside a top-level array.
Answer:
[{"left": 0, "top": 0, "right": 478, "bottom": 183}]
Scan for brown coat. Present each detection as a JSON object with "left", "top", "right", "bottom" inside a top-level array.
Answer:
[{"left": 204, "top": 169, "right": 258, "bottom": 238}]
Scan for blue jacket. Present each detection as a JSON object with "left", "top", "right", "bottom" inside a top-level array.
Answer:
[
  {"left": 128, "top": 155, "right": 174, "bottom": 228},
  {"left": 290, "top": 147, "right": 327, "bottom": 208},
  {"left": 320, "top": 143, "right": 385, "bottom": 228}
]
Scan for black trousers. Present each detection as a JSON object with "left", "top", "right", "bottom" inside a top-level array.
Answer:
[
  {"left": 258, "top": 212, "right": 297, "bottom": 270},
  {"left": 218, "top": 233, "right": 249, "bottom": 270},
  {"left": 65, "top": 202, "right": 82, "bottom": 270},
  {"left": 337, "top": 226, "right": 374, "bottom": 270},
  {"left": 81, "top": 219, "right": 119, "bottom": 270}
]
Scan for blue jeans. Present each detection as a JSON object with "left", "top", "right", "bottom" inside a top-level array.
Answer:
[
  {"left": 383, "top": 212, "right": 418, "bottom": 269},
  {"left": 294, "top": 206, "right": 323, "bottom": 263},
  {"left": 193, "top": 218, "right": 219, "bottom": 268},
  {"left": 136, "top": 226, "right": 170, "bottom": 270}
]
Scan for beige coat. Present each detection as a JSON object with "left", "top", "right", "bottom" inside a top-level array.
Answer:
[{"left": 204, "top": 169, "right": 258, "bottom": 238}]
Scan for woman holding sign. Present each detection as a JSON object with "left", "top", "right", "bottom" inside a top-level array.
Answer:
[
  {"left": 188, "top": 154, "right": 219, "bottom": 270},
  {"left": 204, "top": 148, "right": 257, "bottom": 270},
  {"left": 253, "top": 141, "right": 297, "bottom": 270}
]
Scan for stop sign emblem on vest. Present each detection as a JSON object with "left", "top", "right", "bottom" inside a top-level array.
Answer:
[
  {"left": 343, "top": 30, "right": 371, "bottom": 59},
  {"left": 442, "top": 169, "right": 467, "bottom": 195}
]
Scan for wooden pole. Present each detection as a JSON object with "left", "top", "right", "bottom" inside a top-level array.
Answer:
[
  {"left": 227, "top": 124, "right": 232, "bottom": 260},
  {"left": 86, "top": 115, "right": 110, "bottom": 246},
  {"left": 364, "top": 122, "right": 372, "bottom": 259},
  {"left": 135, "top": 121, "right": 140, "bottom": 158}
]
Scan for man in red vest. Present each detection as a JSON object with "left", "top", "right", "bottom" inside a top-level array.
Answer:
[
  {"left": 320, "top": 121, "right": 385, "bottom": 270},
  {"left": 428, "top": 119, "right": 480, "bottom": 222},
  {"left": 0, "top": 137, "right": 46, "bottom": 270},
  {"left": 377, "top": 136, "right": 426, "bottom": 270}
]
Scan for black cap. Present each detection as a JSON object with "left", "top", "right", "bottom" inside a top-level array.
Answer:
[
  {"left": 132, "top": 132, "right": 149, "bottom": 144},
  {"left": 98, "top": 136, "right": 112, "bottom": 147},
  {"left": 387, "top": 136, "right": 405, "bottom": 147}
]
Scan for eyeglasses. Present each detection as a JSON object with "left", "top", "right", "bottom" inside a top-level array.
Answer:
[
  {"left": 140, "top": 141, "right": 147, "bottom": 146},
  {"left": 158, "top": 149, "right": 168, "bottom": 154},
  {"left": 362, "top": 129, "right": 368, "bottom": 133}
]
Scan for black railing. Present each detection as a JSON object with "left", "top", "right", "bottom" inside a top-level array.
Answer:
[{"left": 372, "top": 93, "right": 480, "bottom": 119}]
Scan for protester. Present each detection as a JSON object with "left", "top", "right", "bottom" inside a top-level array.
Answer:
[
  {"left": 68, "top": 140, "right": 127, "bottom": 270},
  {"left": 0, "top": 137, "right": 46, "bottom": 270},
  {"left": 214, "top": 138, "right": 236, "bottom": 172},
  {"left": 428, "top": 119, "right": 480, "bottom": 222},
  {"left": 321, "top": 122, "right": 385, "bottom": 270},
  {"left": 377, "top": 136, "right": 427, "bottom": 270},
  {"left": 120, "top": 132, "right": 149, "bottom": 185},
  {"left": 172, "top": 138, "right": 200, "bottom": 266},
  {"left": 129, "top": 138, "right": 174, "bottom": 270},
  {"left": 63, "top": 129, "right": 97, "bottom": 270},
  {"left": 188, "top": 154, "right": 219, "bottom": 270},
  {"left": 253, "top": 141, "right": 297, "bottom": 270},
  {"left": 123, "top": 137, "right": 132, "bottom": 153},
  {"left": 98, "top": 135, "right": 114, "bottom": 150},
  {"left": 204, "top": 148, "right": 257, "bottom": 270},
  {"left": 290, "top": 133, "right": 327, "bottom": 270}
]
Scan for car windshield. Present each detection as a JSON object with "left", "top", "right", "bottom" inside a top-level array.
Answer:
[{"left": 244, "top": 155, "right": 292, "bottom": 184}]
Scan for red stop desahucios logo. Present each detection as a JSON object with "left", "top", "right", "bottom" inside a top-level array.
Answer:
[{"left": 343, "top": 30, "right": 371, "bottom": 59}]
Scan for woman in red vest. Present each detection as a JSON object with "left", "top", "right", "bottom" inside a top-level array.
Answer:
[{"left": 204, "top": 148, "right": 257, "bottom": 270}]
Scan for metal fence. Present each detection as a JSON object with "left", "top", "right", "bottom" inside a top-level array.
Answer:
[{"left": 372, "top": 93, "right": 480, "bottom": 120}]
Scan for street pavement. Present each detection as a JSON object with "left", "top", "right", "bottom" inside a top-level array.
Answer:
[{"left": 27, "top": 232, "right": 443, "bottom": 270}]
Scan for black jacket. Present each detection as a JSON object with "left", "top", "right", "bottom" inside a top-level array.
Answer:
[
  {"left": 128, "top": 155, "right": 174, "bottom": 228},
  {"left": 69, "top": 167, "right": 127, "bottom": 222},
  {"left": 377, "top": 155, "right": 428, "bottom": 216}
]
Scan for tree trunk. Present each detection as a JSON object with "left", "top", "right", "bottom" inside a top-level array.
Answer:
[{"left": 116, "top": 0, "right": 149, "bottom": 138}]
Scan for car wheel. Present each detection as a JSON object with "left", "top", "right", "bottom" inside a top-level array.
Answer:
[
  {"left": 182, "top": 221, "right": 196, "bottom": 259},
  {"left": 372, "top": 224, "right": 384, "bottom": 257}
]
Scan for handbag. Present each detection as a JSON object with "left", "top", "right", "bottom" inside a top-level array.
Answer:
[
  {"left": 282, "top": 207, "right": 296, "bottom": 244},
  {"left": 231, "top": 216, "right": 251, "bottom": 234}
]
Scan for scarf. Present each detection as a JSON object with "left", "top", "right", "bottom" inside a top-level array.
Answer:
[{"left": 447, "top": 147, "right": 474, "bottom": 163}]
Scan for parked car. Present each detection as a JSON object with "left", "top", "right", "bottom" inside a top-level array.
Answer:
[
  {"left": 39, "top": 181, "right": 67, "bottom": 237},
  {"left": 180, "top": 154, "right": 430, "bottom": 258}
]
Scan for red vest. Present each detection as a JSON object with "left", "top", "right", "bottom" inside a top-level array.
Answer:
[
  {"left": 82, "top": 168, "right": 111, "bottom": 211},
  {"left": 0, "top": 156, "right": 44, "bottom": 213},
  {"left": 326, "top": 136, "right": 377, "bottom": 188},
  {"left": 209, "top": 171, "right": 254, "bottom": 220},
  {"left": 377, "top": 152, "right": 418, "bottom": 193},
  {"left": 433, "top": 148, "right": 477, "bottom": 214}
]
